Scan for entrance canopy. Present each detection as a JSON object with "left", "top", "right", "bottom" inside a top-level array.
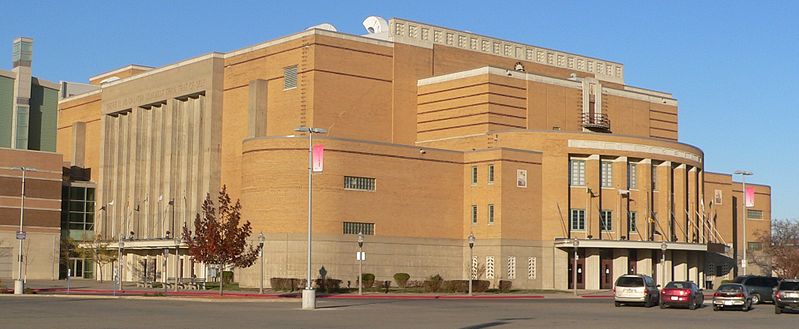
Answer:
[{"left": 554, "top": 238, "right": 708, "bottom": 252}]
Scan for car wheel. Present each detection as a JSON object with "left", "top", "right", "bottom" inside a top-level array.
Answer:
[
  {"left": 743, "top": 301, "right": 750, "bottom": 312},
  {"left": 660, "top": 302, "right": 666, "bottom": 309},
  {"left": 689, "top": 298, "right": 696, "bottom": 310},
  {"left": 751, "top": 293, "right": 761, "bottom": 305},
  {"left": 713, "top": 306, "right": 720, "bottom": 311},
  {"left": 615, "top": 301, "right": 621, "bottom": 307},
  {"left": 775, "top": 306, "right": 782, "bottom": 314}
]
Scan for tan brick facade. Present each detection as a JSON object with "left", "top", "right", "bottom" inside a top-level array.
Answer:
[{"left": 56, "top": 18, "right": 770, "bottom": 290}]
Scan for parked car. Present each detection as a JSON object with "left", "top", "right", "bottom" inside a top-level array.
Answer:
[
  {"left": 733, "top": 275, "right": 779, "bottom": 304},
  {"left": 660, "top": 281, "right": 703, "bottom": 310},
  {"left": 712, "top": 283, "right": 752, "bottom": 311},
  {"left": 774, "top": 279, "right": 799, "bottom": 314},
  {"left": 614, "top": 274, "right": 660, "bottom": 307}
]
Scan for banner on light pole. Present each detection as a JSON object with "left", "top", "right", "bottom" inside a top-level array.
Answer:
[
  {"left": 312, "top": 144, "right": 324, "bottom": 173},
  {"left": 745, "top": 186, "right": 755, "bottom": 208}
]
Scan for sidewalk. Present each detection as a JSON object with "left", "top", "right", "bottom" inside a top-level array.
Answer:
[{"left": 3, "top": 279, "right": 615, "bottom": 301}]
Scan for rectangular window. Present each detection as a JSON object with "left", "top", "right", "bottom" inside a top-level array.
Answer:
[
  {"left": 627, "top": 163, "right": 637, "bottom": 189},
  {"left": 487, "top": 164, "right": 495, "bottom": 184},
  {"left": 746, "top": 209, "right": 763, "bottom": 219},
  {"left": 748, "top": 242, "right": 763, "bottom": 251},
  {"left": 488, "top": 204, "right": 495, "bottom": 224},
  {"left": 651, "top": 165, "right": 658, "bottom": 190},
  {"left": 601, "top": 161, "right": 613, "bottom": 188},
  {"left": 283, "top": 65, "right": 298, "bottom": 90},
  {"left": 570, "top": 209, "right": 585, "bottom": 231},
  {"left": 471, "top": 205, "right": 478, "bottom": 224},
  {"left": 471, "top": 166, "right": 478, "bottom": 185},
  {"left": 344, "top": 176, "right": 376, "bottom": 191},
  {"left": 628, "top": 211, "right": 637, "bottom": 232},
  {"left": 570, "top": 159, "right": 585, "bottom": 186},
  {"left": 600, "top": 210, "right": 612, "bottom": 231},
  {"left": 342, "top": 222, "right": 375, "bottom": 235}
]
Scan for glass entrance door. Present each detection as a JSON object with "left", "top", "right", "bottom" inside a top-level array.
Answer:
[{"left": 70, "top": 258, "right": 84, "bottom": 278}]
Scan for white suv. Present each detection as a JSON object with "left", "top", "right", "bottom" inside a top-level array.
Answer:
[{"left": 614, "top": 274, "right": 660, "bottom": 307}]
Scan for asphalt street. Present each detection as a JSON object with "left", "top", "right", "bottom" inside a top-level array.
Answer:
[{"left": 0, "top": 296, "right": 796, "bottom": 329}]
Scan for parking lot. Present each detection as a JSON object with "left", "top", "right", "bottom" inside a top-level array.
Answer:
[{"left": 0, "top": 295, "right": 796, "bottom": 329}]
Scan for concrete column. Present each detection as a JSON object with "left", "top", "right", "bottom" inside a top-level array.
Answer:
[
  {"left": 248, "top": 79, "right": 268, "bottom": 138},
  {"left": 585, "top": 248, "right": 600, "bottom": 290},
  {"left": 673, "top": 164, "right": 687, "bottom": 242},
  {"left": 688, "top": 251, "right": 699, "bottom": 285},
  {"left": 554, "top": 247, "right": 568, "bottom": 290},
  {"left": 612, "top": 249, "right": 628, "bottom": 288},
  {"left": 71, "top": 121, "right": 86, "bottom": 167},
  {"left": 673, "top": 250, "right": 688, "bottom": 281},
  {"left": 637, "top": 249, "right": 653, "bottom": 276}
]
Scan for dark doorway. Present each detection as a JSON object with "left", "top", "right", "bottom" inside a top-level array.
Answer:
[
  {"left": 600, "top": 250, "right": 614, "bottom": 289},
  {"left": 568, "top": 249, "right": 586, "bottom": 289},
  {"left": 628, "top": 249, "right": 638, "bottom": 274}
]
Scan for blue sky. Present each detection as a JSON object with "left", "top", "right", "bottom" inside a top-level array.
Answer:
[{"left": 2, "top": 1, "right": 797, "bottom": 219}]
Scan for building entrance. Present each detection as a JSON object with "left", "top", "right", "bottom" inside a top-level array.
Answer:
[
  {"left": 600, "top": 250, "right": 613, "bottom": 289},
  {"left": 568, "top": 249, "right": 585, "bottom": 289}
]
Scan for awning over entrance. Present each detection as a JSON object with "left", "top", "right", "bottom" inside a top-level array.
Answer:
[
  {"left": 554, "top": 238, "right": 708, "bottom": 252},
  {"left": 78, "top": 239, "right": 185, "bottom": 250}
]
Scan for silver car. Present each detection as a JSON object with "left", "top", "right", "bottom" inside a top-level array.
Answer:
[
  {"left": 614, "top": 274, "right": 660, "bottom": 307},
  {"left": 712, "top": 283, "right": 753, "bottom": 311}
]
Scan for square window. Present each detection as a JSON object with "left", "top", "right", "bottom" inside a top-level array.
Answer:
[
  {"left": 601, "top": 161, "right": 613, "bottom": 188},
  {"left": 600, "top": 210, "right": 612, "bottom": 231},
  {"left": 570, "top": 209, "right": 585, "bottom": 231},
  {"left": 570, "top": 159, "right": 585, "bottom": 186}
]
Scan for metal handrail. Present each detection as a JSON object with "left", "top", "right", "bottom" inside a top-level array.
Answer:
[{"left": 581, "top": 112, "right": 610, "bottom": 130}]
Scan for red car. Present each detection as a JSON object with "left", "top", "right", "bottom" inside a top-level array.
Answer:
[{"left": 660, "top": 281, "right": 704, "bottom": 310}]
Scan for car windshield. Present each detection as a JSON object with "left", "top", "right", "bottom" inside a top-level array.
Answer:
[
  {"left": 717, "top": 284, "right": 742, "bottom": 292},
  {"left": 779, "top": 282, "right": 799, "bottom": 290},
  {"left": 616, "top": 277, "right": 644, "bottom": 287},
  {"left": 733, "top": 277, "right": 747, "bottom": 284},
  {"left": 666, "top": 282, "right": 689, "bottom": 289}
]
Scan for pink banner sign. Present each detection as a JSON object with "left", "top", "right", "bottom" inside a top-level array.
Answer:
[
  {"left": 312, "top": 144, "right": 324, "bottom": 173},
  {"left": 745, "top": 186, "right": 755, "bottom": 208}
]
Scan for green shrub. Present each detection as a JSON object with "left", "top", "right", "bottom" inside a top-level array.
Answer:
[
  {"left": 442, "top": 280, "right": 490, "bottom": 293},
  {"left": 393, "top": 273, "right": 411, "bottom": 288},
  {"left": 315, "top": 278, "right": 343, "bottom": 293},
  {"left": 361, "top": 273, "right": 375, "bottom": 288},
  {"left": 498, "top": 280, "right": 512, "bottom": 293},
  {"left": 270, "top": 278, "right": 304, "bottom": 291},
  {"left": 424, "top": 274, "right": 444, "bottom": 292},
  {"left": 221, "top": 271, "right": 234, "bottom": 284}
]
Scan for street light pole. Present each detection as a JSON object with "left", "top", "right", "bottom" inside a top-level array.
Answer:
[
  {"left": 358, "top": 232, "right": 364, "bottom": 295},
  {"left": 14, "top": 167, "right": 33, "bottom": 295},
  {"left": 295, "top": 126, "right": 327, "bottom": 310},
  {"left": 468, "top": 233, "right": 475, "bottom": 296},
  {"left": 117, "top": 235, "right": 125, "bottom": 295},
  {"left": 573, "top": 238, "right": 579, "bottom": 296},
  {"left": 259, "top": 232, "right": 265, "bottom": 294},
  {"left": 734, "top": 170, "right": 752, "bottom": 276}
]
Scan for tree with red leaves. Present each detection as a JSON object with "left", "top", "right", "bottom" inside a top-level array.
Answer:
[{"left": 182, "top": 186, "right": 260, "bottom": 295}]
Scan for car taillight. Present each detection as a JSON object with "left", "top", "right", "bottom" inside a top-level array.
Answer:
[
  {"left": 735, "top": 293, "right": 744, "bottom": 298},
  {"left": 644, "top": 289, "right": 649, "bottom": 295},
  {"left": 714, "top": 292, "right": 720, "bottom": 297},
  {"left": 679, "top": 290, "right": 688, "bottom": 296},
  {"left": 775, "top": 291, "right": 781, "bottom": 300}
]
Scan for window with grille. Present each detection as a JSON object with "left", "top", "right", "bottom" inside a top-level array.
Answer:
[
  {"left": 343, "top": 222, "right": 375, "bottom": 235},
  {"left": 471, "top": 166, "right": 478, "bottom": 185},
  {"left": 600, "top": 210, "right": 612, "bottom": 231},
  {"left": 628, "top": 163, "right": 637, "bottom": 189},
  {"left": 488, "top": 164, "right": 495, "bottom": 184},
  {"left": 746, "top": 209, "right": 763, "bottom": 219},
  {"left": 507, "top": 256, "right": 516, "bottom": 280},
  {"left": 471, "top": 205, "right": 478, "bottom": 224},
  {"left": 283, "top": 65, "right": 298, "bottom": 90},
  {"left": 488, "top": 204, "right": 495, "bottom": 224},
  {"left": 628, "top": 211, "right": 637, "bottom": 232},
  {"left": 471, "top": 256, "right": 478, "bottom": 279},
  {"left": 651, "top": 164, "right": 658, "bottom": 190},
  {"left": 486, "top": 256, "right": 495, "bottom": 279},
  {"left": 601, "top": 161, "right": 613, "bottom": 187},
  {"left": 528, "top": 257, "right": 536, "bottom": 279},
  {"left": 748, "top": 242, "right": 763, "bottom": 251},
  {"left": 344, "top": 176, "right": 376, "bottom": 191},
  {"left": 63, "top": 186, "right": 96, "bottom": 235},
  {"left": 570, "top": 159, "right": 585, "bottom": 186},
  {"left": 570, "top": 209, "right": 585, "bottom": 231}
]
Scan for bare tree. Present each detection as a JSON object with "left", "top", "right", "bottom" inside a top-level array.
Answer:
[
  {"left": 78, "top": 235, "right": 117, "bottom": 283},
  {"left": 755, "top": 219, "right": 799, "bottom": 278},
  {"left": 182, "top": 186, "right": 261, "bottom": 295}
]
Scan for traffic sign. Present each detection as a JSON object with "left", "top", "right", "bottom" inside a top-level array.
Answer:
[
  {"left": 16, "top": 231, "right": 26, "bottom": 240},
  {"left": 356, "top": 251, "right": 366, "bottom": 261}
]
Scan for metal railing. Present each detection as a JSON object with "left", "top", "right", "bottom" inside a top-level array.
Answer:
[{"left": 581, "top": 113, "right": 611, "bottom": 130}]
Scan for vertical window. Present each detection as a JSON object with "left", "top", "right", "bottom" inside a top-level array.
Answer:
[
  {"left": 600, "top": 210, "right": 612, "bottom": 231},
  {"left": 601, "top": 161, "right": 613, "bottom": 188},
  {"left": 471, "top": 166, "right": 478, "bottom": 185},
  {"left": 570, "top": 209, "right": 585, "bottom": 230},
  {"left": 488, "top": 204, "right": 495, "bottom": 224},
  {"left": 651, "top": 164, "right": 658, "bottom": 190},
  {"left": 471, "top": 205, "right": 478, "bottom": 224},
  {"left": 283, "top": 65, "right": 298, "bottom": 90},
  {"left": 343, "top": 176, "right": 376, "bottom": 191},
  {"left": 628, "top": 211, "right": 637, "bottom": 232},
  {"left": 570, "top": 159, "right": 585, "bottom": 186},
  {"left": 487, "top": 164, "right": 495, "bottom": 184},
  {"left": 627, "top": 163, "right": 637, "bottom": 189}
]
